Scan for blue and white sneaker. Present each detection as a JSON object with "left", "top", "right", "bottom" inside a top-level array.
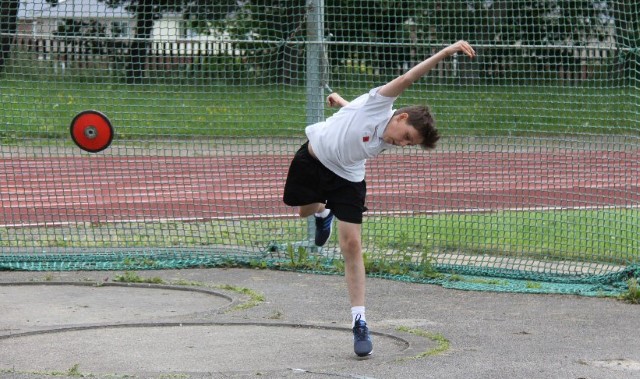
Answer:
[
  {"left": 353, "top": 315, "right": 373, "bottom": 357},
  {"left": 314, "top": 211, "right": 334, "bottom": 246}
]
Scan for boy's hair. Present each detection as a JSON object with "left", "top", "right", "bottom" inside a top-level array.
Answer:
[{"left": 394, "top": 105, "right": 440, "bottom": 149}]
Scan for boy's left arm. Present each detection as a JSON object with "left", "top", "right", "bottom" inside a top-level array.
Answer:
[{"left": 378, "top": 40, "right": 476, "bottom": 98}]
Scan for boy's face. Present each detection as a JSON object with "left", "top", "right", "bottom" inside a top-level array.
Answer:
[{"left": 382, "top": 113, "right": 423, "bottom": 147}]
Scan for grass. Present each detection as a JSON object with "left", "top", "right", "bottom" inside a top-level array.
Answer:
[
  {"left": 0, "top": 74, "right": 636, "bottom": 143},
  {"left": 0, "top": 364, "right": 86, "bottom": 378},
  {"left": 0, "top": 218, "right": 309, "bottom": 249},
  {"left": 619, "top": 279, "right": 640, "bottom": 304},
  {"left": 396, "top": 326, "right": 451, "bottom": 359},
  {"left": 0, "top": 78, "right": 306, "bottom": 141},
  {"left": 1, "top": 208, "right": 637, "bottom": 266},
  {"left": 172, "top": 281, "right": 266, "bottom": 313},
  {"left": 422, "top": 84, "right": 637, "bottom": 136},
  {"left": 113, "top": 271, "right": 165, "bottom": 284},
  {"left": 215, "top": 284, "right": 266, "bottom": 312},
  {"left": 363, "top": 209, "right": 640, "bottom": 265},
  {"left": 110, "top": 273, "right": 266, "bottom": 311}
]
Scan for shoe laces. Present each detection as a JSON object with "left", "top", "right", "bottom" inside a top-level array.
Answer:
[{"left": 353, "top": 315, "right": 369, "bottom": 340}]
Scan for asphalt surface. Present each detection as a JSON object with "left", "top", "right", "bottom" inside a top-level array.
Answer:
[{"left": 1, "top": 268, "right": 639, "bottom": 379}]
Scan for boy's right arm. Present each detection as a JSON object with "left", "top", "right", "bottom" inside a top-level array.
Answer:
[{"left": 327, "top": 92, "right": 349, "bottom": 108}]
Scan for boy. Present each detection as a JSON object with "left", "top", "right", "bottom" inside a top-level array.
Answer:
[{"left": 283, "top": 41, "right": 476, "bottom": 357}]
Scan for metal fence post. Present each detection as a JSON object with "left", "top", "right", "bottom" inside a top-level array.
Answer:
[{"left": 305, "top": 0, "right": 325, "bottom": 246}]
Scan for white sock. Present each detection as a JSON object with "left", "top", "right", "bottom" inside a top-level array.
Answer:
[
  {"left": 315, "top": 208, "right": 330, "bottom": 218},
  {"left": 351, "top": 306, "right": 366, "bottom": 327}
]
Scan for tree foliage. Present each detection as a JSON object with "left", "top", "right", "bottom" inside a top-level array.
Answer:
[
  {"left": 0, "top": 0, "right": 19, "bottom": 72},
  {"left": 610, "top": 0, "right": 639, "bottom": 78},
  {"left": 23, "top": 0, "right": 630, "bottom": 82},
  {"left": 99, "top": 0, "right": 236, "bottom": 82}
]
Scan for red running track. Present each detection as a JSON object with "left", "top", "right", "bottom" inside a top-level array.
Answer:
[{"left": 1, "top": 150, "right": 639, "bottom": 227}]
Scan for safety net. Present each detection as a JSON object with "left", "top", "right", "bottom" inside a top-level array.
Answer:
[{"left": 1, "top": 0, "right": 638, "bottom": 296}]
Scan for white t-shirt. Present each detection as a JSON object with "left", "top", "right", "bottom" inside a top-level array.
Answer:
[{"left": 305, "top": 87, "right": 396, "bottom": 182}]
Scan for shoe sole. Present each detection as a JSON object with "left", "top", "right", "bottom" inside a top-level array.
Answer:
[{"left": 354, "top": 338, "right": 373, "bottom": 357}]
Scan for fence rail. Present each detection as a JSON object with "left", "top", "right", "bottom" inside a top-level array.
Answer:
[{"left": 14, "top": 35, "right": 246, "bottom": 73}]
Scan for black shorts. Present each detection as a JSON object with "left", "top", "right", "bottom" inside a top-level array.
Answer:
[{"left": 283, "top": 142, "right": 367, "bottom": 224}]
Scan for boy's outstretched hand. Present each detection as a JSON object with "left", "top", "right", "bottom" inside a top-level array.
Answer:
[{"left": 443, "top": 40, "right": 476, "bottom": 59}]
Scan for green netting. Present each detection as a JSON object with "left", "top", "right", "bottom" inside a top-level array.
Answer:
[{"left": 1, "top": 1, "right": 639, "bottom": 296}]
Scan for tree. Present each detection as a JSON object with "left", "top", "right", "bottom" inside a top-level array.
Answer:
[
  {"left": 512, "top": 0, "right": 609, "bottom": 80},
  {"left": 611, "top": 1, "right": 639, "bottom": 81},
  {"left": 0, "top": 0, "right": 19, "bottom": 73},
  {"left": 224, "top": 1, "right": 418, "bottom": 82},
  {"left": 420, "top": 1, "right": 609, "bottom": 81},
  {"left": 1, "top": 0, "right": 71, "bottom": 73},
  {"left": 325, "top": 0, "right": 415, "bottom": 77},
  {"left": 224, "top": 0, "right": 308, "bottom": 84},
  {"left": 100, "top": 0, "right": 236, "bottom": 83},
  {"left": 96, "top": 0, "right": 618, "bottom": 84}
]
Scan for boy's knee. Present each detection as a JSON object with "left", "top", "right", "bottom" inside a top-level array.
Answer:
[
  {"left": 297, "top": 203, "right": 323, "bottom": 218},
  {"left": 339, "top": 234, "right": 361, "bottom": 256},
  {"left": 337, "top": 220, "right": 362, "bottom": 259}
]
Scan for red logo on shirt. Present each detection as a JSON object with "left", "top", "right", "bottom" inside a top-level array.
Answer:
[{"left": 362, "top": 136, "right": 370, "bottom": 142}]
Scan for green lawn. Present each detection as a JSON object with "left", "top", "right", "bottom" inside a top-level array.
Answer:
[
  {"left": 2, "top": 209, "right": 638, "bottom": 266},
  {"left": 363, "top": 209, "right": 640, "bottom": 265},
  {"left": 0, "top": 75, "right": 636, "bottom": 142}
]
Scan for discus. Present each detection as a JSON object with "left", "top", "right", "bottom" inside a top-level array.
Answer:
[{"left": 70, "top": 110, "right": 114, "bottom": 153}]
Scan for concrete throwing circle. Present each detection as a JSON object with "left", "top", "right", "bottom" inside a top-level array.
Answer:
[
  {"left": 0, "top": 283, "right": 232, "bottom": 328},
  {"left": 0, "top": 323, "right": 411, "bottom": 375}
]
